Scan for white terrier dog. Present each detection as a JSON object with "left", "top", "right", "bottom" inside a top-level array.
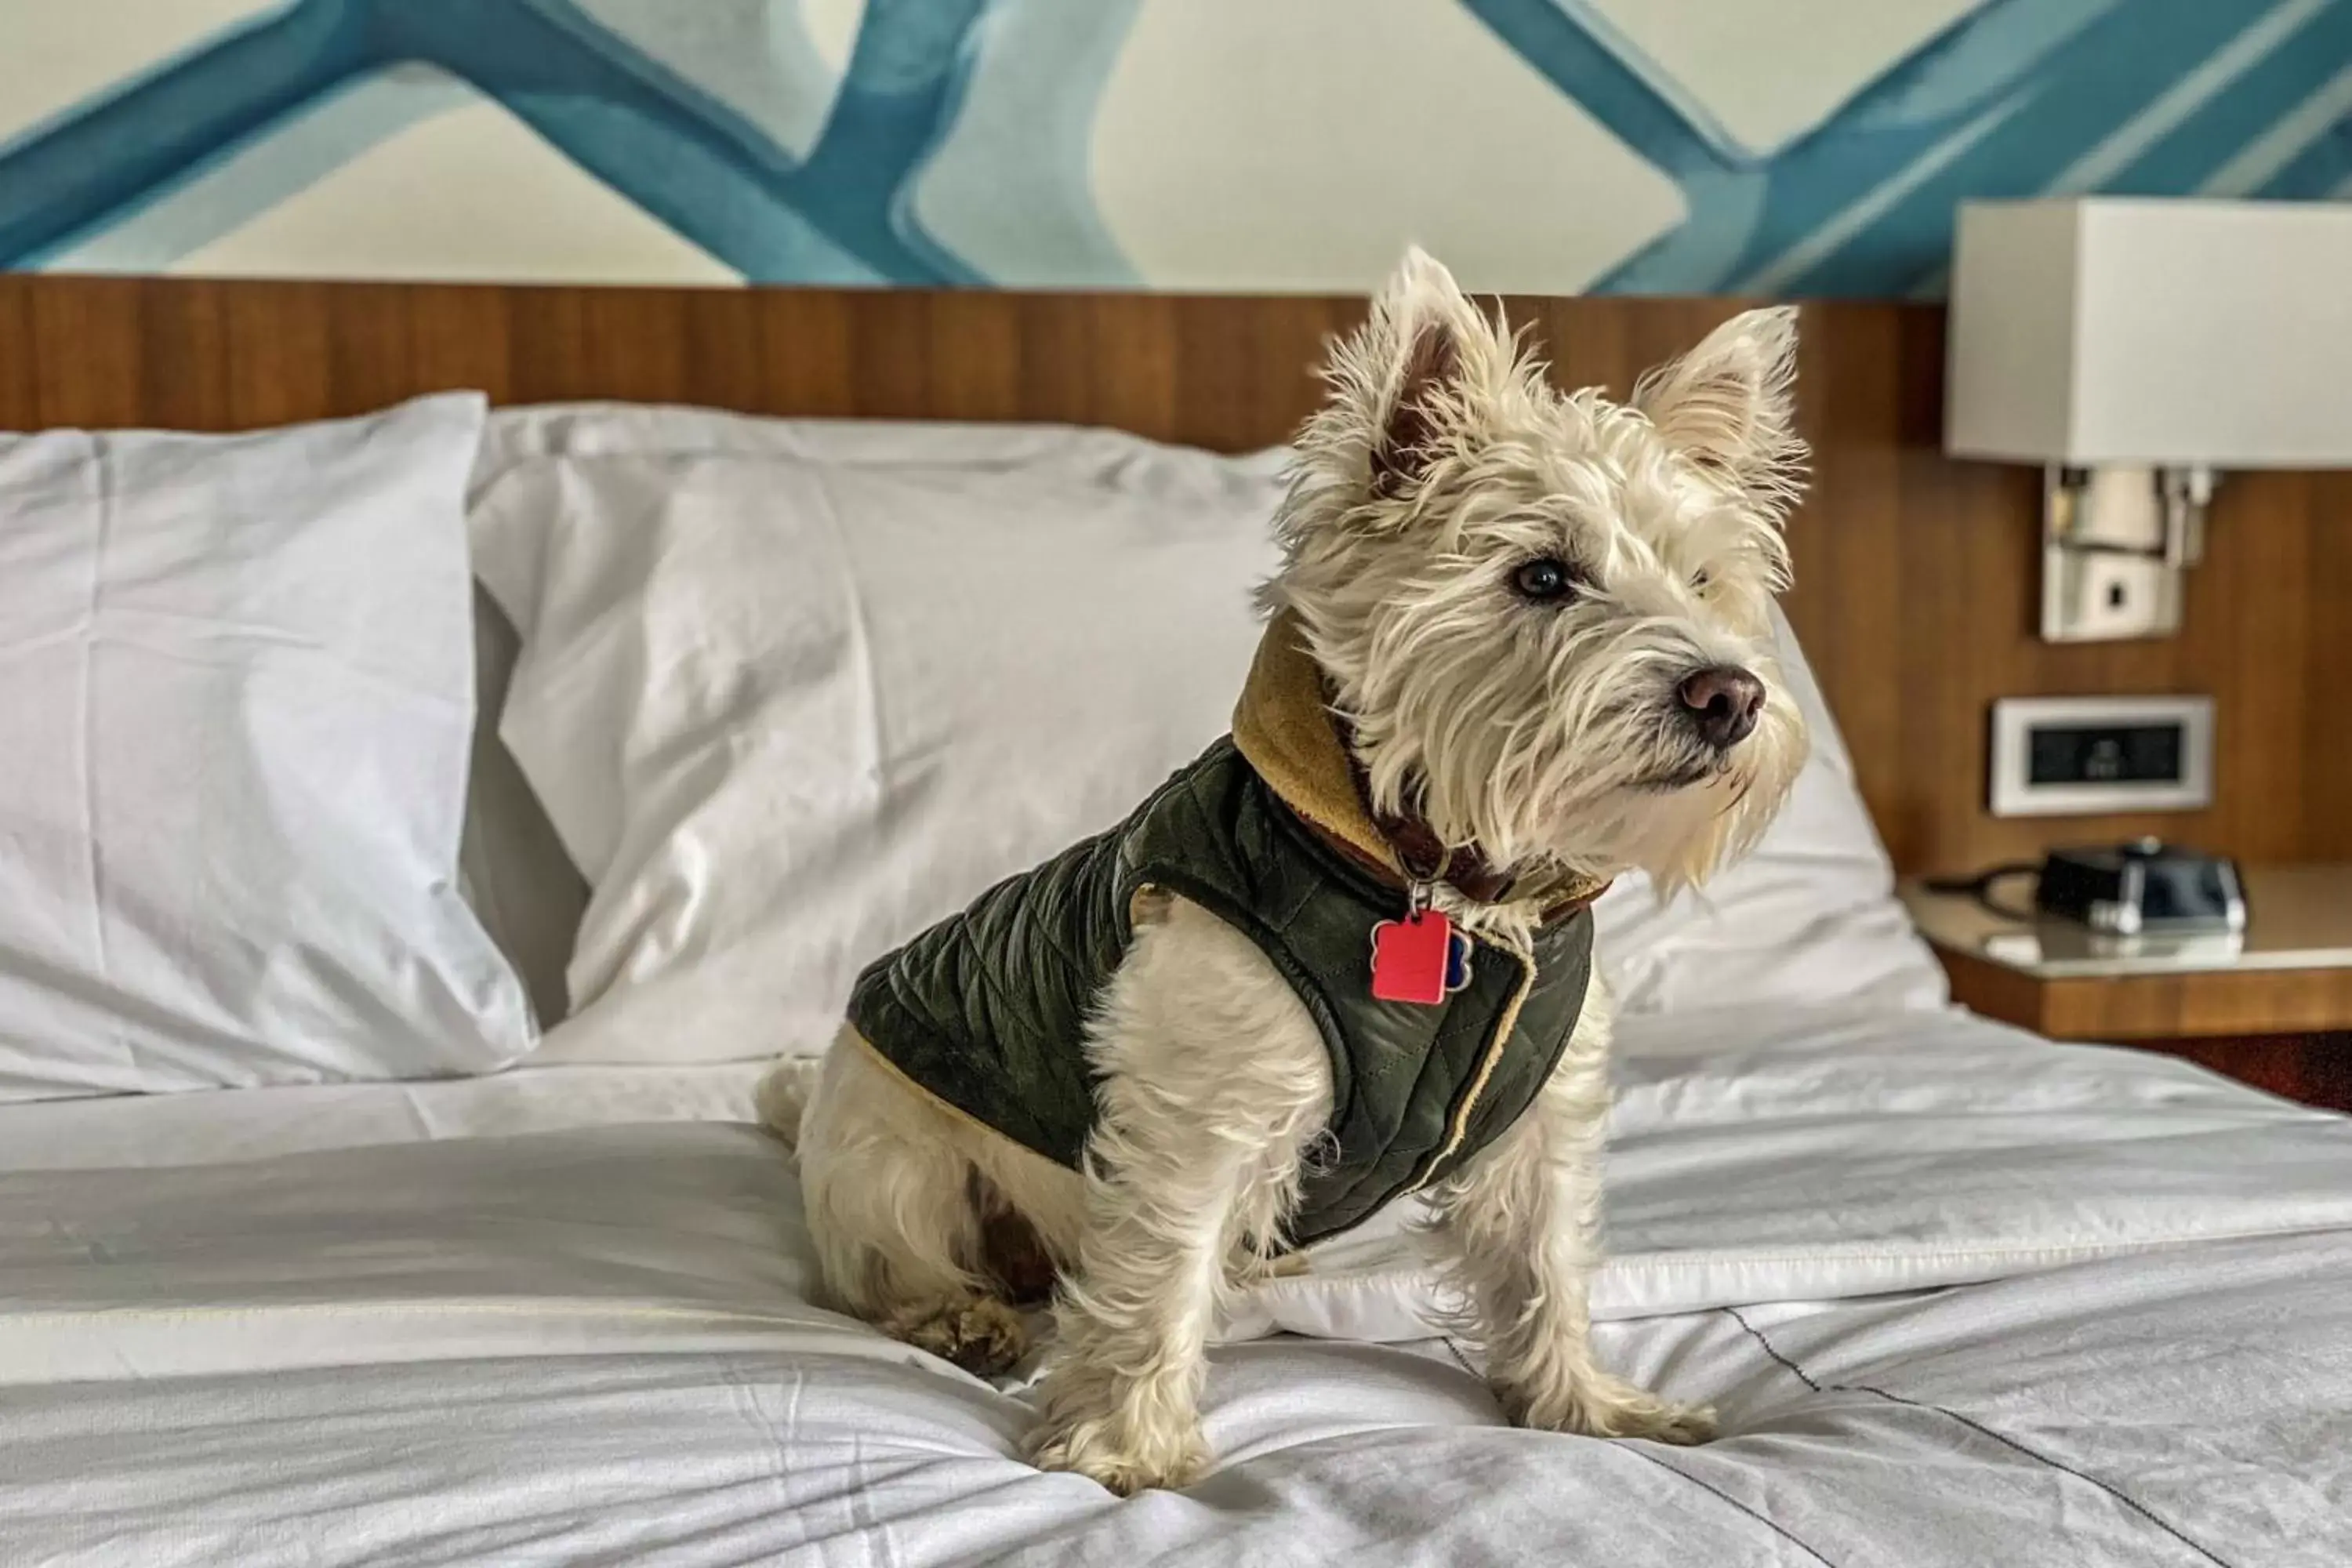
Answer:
[{"left": 760, "top": 249, "right": 1809, "bottom": 1495}]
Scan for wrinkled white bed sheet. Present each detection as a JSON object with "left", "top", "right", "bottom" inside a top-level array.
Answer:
[
  {"left": 1, "top": 1004, "right": 2347, "bottom": 1566},
  {"left": 0, "top": 1058, "right": 764, "bottom": 1174}
]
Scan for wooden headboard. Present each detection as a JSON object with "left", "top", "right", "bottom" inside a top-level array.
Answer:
[{"left": 6, "top": 274, "right": 2347, "bottom": 875}]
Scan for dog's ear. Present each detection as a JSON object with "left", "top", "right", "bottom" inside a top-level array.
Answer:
[
  {"left": 1632, "top": 306, "right": 1805, "bottom": 520},
  {"left": 1364, "top": 248, "right": 1478, "bottom": 498}
]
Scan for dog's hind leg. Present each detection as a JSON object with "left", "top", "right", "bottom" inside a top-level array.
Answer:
[
  {"left": 794, "top": 1031, "right": 1030, "bottom": 1377},
  {"left": 753, "top": 1056, "right": 819, "bottom": 1153}
]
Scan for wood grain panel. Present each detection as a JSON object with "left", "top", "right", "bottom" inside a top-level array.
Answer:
[
  {"left": 5, "top": 274, "right": 2347, "bottom": 877},
  {"left": 1940, "top": 949, "right": 2352, "bottom": 1041}
]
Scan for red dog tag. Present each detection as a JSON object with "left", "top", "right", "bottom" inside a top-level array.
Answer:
[{"left": 1370, "top": 909, "right": 1455, "bottom": 1005}]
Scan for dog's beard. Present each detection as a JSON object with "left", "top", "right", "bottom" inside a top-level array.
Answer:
[{"left": 1327, "top": 608, "right": 1809, "bottom": 895}]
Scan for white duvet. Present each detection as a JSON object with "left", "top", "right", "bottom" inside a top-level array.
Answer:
[{"left": 2, "top": 1004, "right": 2347, "bottom": 1566}]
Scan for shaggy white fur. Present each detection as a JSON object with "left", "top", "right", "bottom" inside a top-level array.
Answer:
[{"left": 764, "top": 249, "right": 1809, "bottom": 1494}]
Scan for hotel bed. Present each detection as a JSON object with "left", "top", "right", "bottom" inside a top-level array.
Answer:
[
  {"left": 4, "top": 1008, "right": 2347, "bottom": 1566},
  {"left": 0, "top": 279, "right": 2345, "bottom": 1567}
]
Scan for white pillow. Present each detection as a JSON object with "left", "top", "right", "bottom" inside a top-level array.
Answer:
[
  {"left": 0, "top": 394, "right": 534, "bottom": 1100},
  {"left": 451, "top": 404, "right": 1279, "bottom": 1031},
  {"left": 473, "top": 414, "right": 1938, "bottom": 1067},
  {"left": 475, "top": 401, "right": 1249, "bottom": 481},
  {"left": 470, "top": 437, "right": 1288, "bottom": 1064}
]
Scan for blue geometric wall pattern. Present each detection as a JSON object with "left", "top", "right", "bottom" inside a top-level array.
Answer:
[{"left": 1, "top": 0, "right": 2346, "bottom": 296}]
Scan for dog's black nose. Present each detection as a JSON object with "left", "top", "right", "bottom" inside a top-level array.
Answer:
[{"left": 1678, "top": 666, "right": 1765, "bottom": 750}]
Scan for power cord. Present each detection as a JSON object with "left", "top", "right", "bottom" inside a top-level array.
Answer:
[{"left": 1922, "top": 862, "right": 2039, "bottom": 923}]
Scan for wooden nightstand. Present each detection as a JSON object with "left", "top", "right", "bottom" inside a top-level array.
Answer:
[{"left": 1901, "top": 865, "right": 2352, "bottom": 1112}]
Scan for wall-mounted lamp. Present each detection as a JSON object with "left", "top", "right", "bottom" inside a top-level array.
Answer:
[{"left": 1945, "top": 198, "right": 2352, "bottom": 641}]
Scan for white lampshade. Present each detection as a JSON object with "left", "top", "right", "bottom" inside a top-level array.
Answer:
[{"left": 1946, "top": 198, "right": 2352, "bottom": 469}]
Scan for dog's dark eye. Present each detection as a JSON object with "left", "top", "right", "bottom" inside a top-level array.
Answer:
[
  {"left": 1690, "top": 568, "right": 1712, "bottom": 592},
  {"left": 1511, "top": 557, "right": 1579, "bottom": 603}
]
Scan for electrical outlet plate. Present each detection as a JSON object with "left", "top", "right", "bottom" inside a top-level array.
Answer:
[
  {"left": 1988, "top": 695, "right": 2214, "bottom": 818},
  {"left": 2041, "top": 466, "right": 2187, "bottom": 641},
  {"left": 2045, "top": 548, "right": 2181, "bottom": 641}
]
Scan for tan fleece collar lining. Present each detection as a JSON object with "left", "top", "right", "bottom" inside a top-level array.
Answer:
[
  {"left": 1231, "top": 611, "right": 1609, "bottom": 916},
  {"left": 1231, "top": 610, "right": 1399, "bottom": 874}
]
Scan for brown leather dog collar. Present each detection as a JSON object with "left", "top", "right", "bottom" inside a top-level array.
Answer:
[
  {"left": 1330, "top": 720, "right": 1513, "bottom": 902},
  {"left": 1292, "top": 804, "right": 1610, "bottom": 924},
  {"left": 1335, "top": 738, "right": 1610, "bottom": 921}
]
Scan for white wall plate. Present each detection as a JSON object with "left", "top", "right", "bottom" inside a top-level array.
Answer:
[{"left": 1988, "top": 695, "right": 2214, "bottom": 817}]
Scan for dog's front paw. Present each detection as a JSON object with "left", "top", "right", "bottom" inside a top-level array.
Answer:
[
  {"left": 1025, "top": 1405, "right": 1210, "bottom": 1494},
  {"left": 1499, "top": 1371, "right": 1716, "bottom": 1446}
]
